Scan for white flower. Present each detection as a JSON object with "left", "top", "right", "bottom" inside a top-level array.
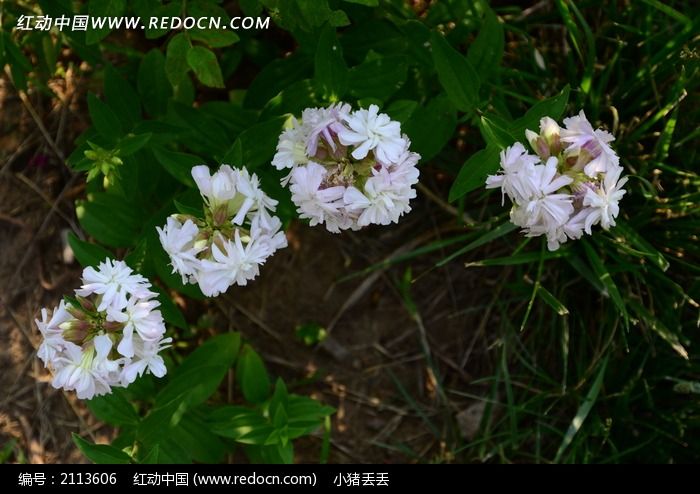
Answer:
[
  {"left": 276, "top": 104, "right": 420, "bottom": 232},
  {"left": 192, "top": 164, "right": 237, "bottom": 206},
  {"left": 289, "top": 162, "right": 347, "bottom": 232},
  {"left": 526, "top": 117, "right": 562, "bottom": 158},
  {"left": 387, "top": 138, "right": 421, "bottom": 187},
  {"left": 338, "top": 104, "right": 406, "bottom": 163},
  {"left": 230, "top": 167, "right": 278, "bottom": 226},
  {"left": 198, "top": 231, "right": 270, "bottom": 296},
  {"left": 121, "top": 337, "right": 171, "bottom": 385},
  {"left": 272, "top": 119, "right": 309, "bottom": 170},
  {"left": 158, "top": 164, "right": 287, "bottom": 296},
  {"left": 76, "top": 258, "right": 155, "bottom": 312},
  {"left": 302, "top": 103, "right": 350, "bottom": 157},
  {"left": 523, "top": 157, "right": 574, "bottom": 230},
  {"left": 38, "top": 260, "right": 171, "bottom": 399},
  {"left": 561, "top": 110, "right": 619, "bottom": 177},
  {"left": 345, "top": 167, "right": 417, "bottom": 227},
  {"left": 583, "top": 164, "right": 628, "bottom": 232},
  {"left": 529, "top": 207, "right": 589, "bottom": 252},
  {"left": 250, "top": 214, "right": 288, "bottom": 254},
  {"left": 486, "top": 111, "right": 628, "bottom": 250},
  {"left": 36, "top": 302, "right": 72, "bottom": 366},
  {"left": 157, "top": 217, "right": 202, "bottom": 283},
  {"left": 540, "top": 116, "right": 561, "bottom": 140},
  {"left": 486, "top": 143, "right": 540, "bottom": 205},
  {"left": 108, "top": 298, "right": 164, "bottom": 358},
  {"left": 51, "top": 335, "right": 114, "bottom": 400}
]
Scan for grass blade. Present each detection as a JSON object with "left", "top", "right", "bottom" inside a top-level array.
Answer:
[{"left": 554, "top": 356, "right": 608, "bottom": 463}]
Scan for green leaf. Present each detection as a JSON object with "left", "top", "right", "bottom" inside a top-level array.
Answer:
[
  {"left": 510, "top": 85, "right": 571, "bottom": 138},
  {"left": 614, "top": 222, "right": 670, "bottom": 272},
  {"left": 237, "top": 344, "right": 271, "bottom": 404},
  {"left": 151, "top": 285, "right": 187, "bottom": 330},
  {"left": 229, "top": 116, "right": 287, "bottom": 170},
  {"left": 208, "top": 406, "right": 275, "bottom": 444},
  {"left": 86, "top": 0, "right": 126, "bottom": 45},
  {"left": 199, "top": 102, "right": 258, "bottom": 139},
  {"left": 348, "top": 55, "right": 407, "bottom": 102},
  {"left": 187, "top": 0, "right": 239, "bottom": 47},
  {"left": 139, "top": 334, "right": 241, "bottom": 444},
  {"left": 157, "top": 333, "right": 242, "bottom": 408},
  {"left": 480, "top": 114, "right": 517, "bottom": 149},
  {"left": 537, "top": 285, "right": 569, "bottom": 316},
  {"left": 88, "top": 93, "right": 123, "bottom": 141},
  {"left": 385, "top": 99, "right": 418, "bottom": 124},
  {"left": 76, "top": 193, "right": 141, "bottom": 248},
  {"left": 187, "top": 46, "right": 224, "bottom": 88},
  {"left": 554, "top": 356, "right": 608, "bottom": 463},
  {"left": 118, "top": 133, "right": 152, "bottom": 157},
  {"left": 174, "top": 333, "right": 242, "bottom": 379},
  {"left": 170, "top": 413, "right": 227, "bottom": 463},
  {"left": 174, "top": 199, "right": 203, "bottom": 218},
  {"left": 144, "top": 0, "right": 182, "bottom": 39},
  {"left": 86, "top": 389, "right": 139, "bottom": 426},
  {"left": 437, "top": 222, "right": 518, "bottom": 266},
  {"left": 265, "top": 0, "right": 349, "bottom": 32},
  {"left": 72, "top": 434, "right": 132, "bottom": 464},
  {"left": 403, "top": 95, "right": 457, "bottom": 161},
  {"left": 138, "top": 49, "right": 172, "bottom": 117},
  {"left": 67, "top": 233, "right": 112, "bottom": 268},
  {"left": 449, "top": 145, "right": 500, "bottom": 201},
  {"left": 629, "top": 301, "right": 688, "bottom": 359},
  {"left": 465, "top": 250, "right": 571, "bottom": 267},
  {"left": 152, "top": 147, "right": 201, "bottom": 187},
  {"left": 260, "top": 79, "right": 320, "bottom": 120},
  {"left": 243, "top": 54, "right": 312, "bottom": 109},
  {"left": 165, "top": 33, "right": 192, "bottom": 88},
  {"left": 139, "top": 445, "right": 160, "bottom": 464},
  {"left": 169, "top": 102, "right": 230, "bottom": 154},
  {"left": 466, "top": 8, "right": 504, "bottom": 81},
  {"left": 3, "top": 33, "right": 31, "bottom": 90},
  {"left": 222, "top": 139, "right": 244, "bottom": 167},
  {"left": 582, "top": 239, "right": 629, "bottom": 329},
  {"left": 269, "top": 379, "right": 289, "bottom": 433},
  {"left": 191, "top": 29, "right": 240, "bottom": 49},
  {"left": 104, "top": 65, "right": 141, "bottom": 128},
  {"left": 315, "top": 24, "right": 348, "bottom": 100},
  {"left": 430, "top": 31, "right": 480, "bottom": 113}
]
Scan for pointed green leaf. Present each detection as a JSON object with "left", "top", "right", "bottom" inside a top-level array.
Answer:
[
  {"left": 430, "top": 31, "right": 480, "bottom": 112},
  {"left": 72, "top": 434, "right": 132, "bottom": 464},
  {"left": 187, "top": 46, "right": 224, "bottom": 88}
]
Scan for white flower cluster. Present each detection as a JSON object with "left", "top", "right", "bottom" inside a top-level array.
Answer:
[
  {"left": 157, "top": 165, "right": 287, "bottom": 297},
  {"left": 36, "top": 259, "right": 170, "bottom": 400},
  {"left": 272, "top": 103, "right": 420, "bottom": 232},
  {"left": 486, "top": 111, "right": 628, "bottom": 251}
]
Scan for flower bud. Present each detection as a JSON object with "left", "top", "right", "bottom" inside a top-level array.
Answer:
[
  {"left": 103, "top": 320, "right": 124, "bottom": 332},
  {"left": 536, "top": 137, "right": 550, "bottom": 159},
  {"left": 76, "top": 295, "right": 95, "bottom": 312},
  {"left": 525, "top": 129, "right": 539, "bottom": 150},
  {"left": 66, "top": 303, "right": 88, "bottom": 320},
  {"left": 59, "top": 319, "right": 90, "bottom": 333},
  {"left": 540, "top": 117, "right": 561, "bottom": 140},
  {"left": 213, "top": 205, "right": 229, "bottom": 226},
  {"left": 62, "top": 326, "right": 89, "bottom": 344}
]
